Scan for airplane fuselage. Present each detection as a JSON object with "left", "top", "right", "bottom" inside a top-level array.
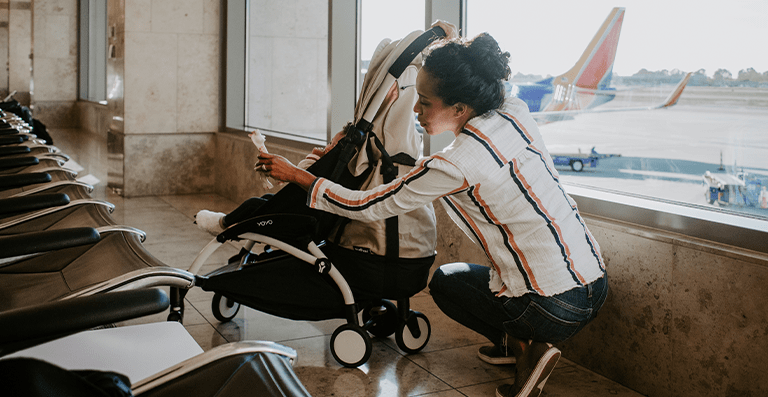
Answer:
[{"left": 507, "top": 80, "right": 617, "bottom": 114}]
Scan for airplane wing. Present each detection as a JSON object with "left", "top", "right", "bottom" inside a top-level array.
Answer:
[{"left": 531, "top": 72, "right": 692, "bottom": 122}]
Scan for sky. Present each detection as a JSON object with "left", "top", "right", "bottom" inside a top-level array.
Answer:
[{"left": 362, "top": 0, "right": 768, "bottom": 78}]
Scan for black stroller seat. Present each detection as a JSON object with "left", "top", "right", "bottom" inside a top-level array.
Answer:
[{"left": 189, "top": 213, "right": 434, "bottom": 368}]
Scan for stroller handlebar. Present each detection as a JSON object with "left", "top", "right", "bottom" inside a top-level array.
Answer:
[{"left": 387, "top": 26, "right": 446, "bottom": 79}]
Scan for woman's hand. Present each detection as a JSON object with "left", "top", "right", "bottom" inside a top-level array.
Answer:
[
  {"left": 431, "top": 20, "right": 458, "bottom": 40},
  {"left": 257, "top": 153, "right": 317, "bottom": 191}
]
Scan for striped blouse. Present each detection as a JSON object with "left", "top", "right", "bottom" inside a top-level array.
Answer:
[{"left": 308, "top": 97, "right": 605, "bottom": 297}]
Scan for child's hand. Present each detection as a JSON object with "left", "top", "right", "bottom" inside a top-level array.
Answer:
[
  {"left": 250, "top": 129, "right": 274, "bottom": 189},
  {"left": 258, "top": 153, "right": 316, "bottom": 191}
]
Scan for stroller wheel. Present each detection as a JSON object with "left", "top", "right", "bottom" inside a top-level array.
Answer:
[
  {"left": 395, "top": 311, "right": 430, "bottom": 354},
  {"left": 211, "top": 293, "right": 240, "bottom": 322},
  {"left": 362, "top": 299, "right": 398, "bottom": 338},
  {"left": 330, "top": 324, "right": 372, "bottom": 368}
]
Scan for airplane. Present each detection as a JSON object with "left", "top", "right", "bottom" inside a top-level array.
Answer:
[{"left": 505, "top": 7, "right": 692, "bottom": 124}]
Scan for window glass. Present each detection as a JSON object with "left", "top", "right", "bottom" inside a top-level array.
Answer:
[
  {"left": 79, "top": 0, "right": 107, "bottom": 102},
  {"left": 360, "top": 0, "right": 424, "bottom": 83},
  {"left": 246, "top": 0, "right": 328, "bottom": 142},
  {"left": 467, "top": 0, "right": 768, "bottom": 221}
]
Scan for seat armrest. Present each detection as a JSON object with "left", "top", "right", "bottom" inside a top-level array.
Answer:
[
  {"left": 0, "top": 226, "right": 99, "bottom": 258},
  {"left": 0, "top": 135, "right": 23, "bottom": 145},
  {"left": 0, "top": 146, "right": 30, "bottom": 156},
  {"left": 0, "top": 155, "right": 38, "bottom": 169},
  {"left": 0, "top": 289, "right": 170, "bottom": 357},
  {"left": 0, "top": 172, "right": 51, "bottom": 190},
  {"left": 0, "top": 192, "right": 69, "bottom": 216}
]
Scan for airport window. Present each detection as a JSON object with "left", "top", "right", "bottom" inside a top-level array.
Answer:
[
  {"left": 78, "top": 0, "right": 107, "bottom": 103},
  {"left": 467, "top": 1, "right": 768, "bottom": 237},
  {"left": 243, "top": 0, "right": 329, "bottom": 143},
  {"left": 360, "top": 0, "right": 425, "bottom": 90},
  {"left": 237, "top": 0, "right": 424, "bottom": 144},
  {"left": 226, "top": 0, "right": 766, "bottom": 251}
]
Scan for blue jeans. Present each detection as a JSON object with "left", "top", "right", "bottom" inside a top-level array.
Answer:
[{"left": 429, "top": 263, "right": 608, "bottom": 345}]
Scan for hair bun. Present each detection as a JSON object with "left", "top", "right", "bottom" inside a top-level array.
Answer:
[
  {"left": 422, "top": 32, "right": 510, "bottom": 114},
  {"left": 466, "top": 33, "right": 511, "bottom": 81}
]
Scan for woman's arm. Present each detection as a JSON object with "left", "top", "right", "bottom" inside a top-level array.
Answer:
[
  {"left": 261, "top": 152, "right": 466, "bottom": 223},
  {"left": 310, "top": 157, "right": 466, "bottom": 223}
]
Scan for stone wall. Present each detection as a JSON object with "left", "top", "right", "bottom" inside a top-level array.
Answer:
[
  {"left": 109, "top": 0, "right": 221, "bottom": 197},
  {"left": 428, "top": 200, "right": 768, "bottom": 397},
  {"left": 558, "top": 215, "right": 768, "bottom": 397}
]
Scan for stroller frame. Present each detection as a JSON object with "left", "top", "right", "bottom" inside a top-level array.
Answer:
[{"left": 183, "top": 212, "right": 432, "bottom": 368}]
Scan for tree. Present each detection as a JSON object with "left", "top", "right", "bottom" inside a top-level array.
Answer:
[
  {"left": 737, "top": 68, "right": 767, "bottom": 82},
  {"left": 690, "top": 69, "right": 709, "bottom": 86},
  {"left": 713, "top": 69, "right": 732, "bottom": 80}
]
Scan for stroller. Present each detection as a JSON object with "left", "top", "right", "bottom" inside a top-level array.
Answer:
[{"left": 177, "top": 27, "right": 447, "bottom": 368}]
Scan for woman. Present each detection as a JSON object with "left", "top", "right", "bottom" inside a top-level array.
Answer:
[{"left": 260, "top": 31, "right": 607, "bottom": 397}]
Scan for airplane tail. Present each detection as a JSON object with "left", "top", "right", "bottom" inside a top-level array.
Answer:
[
  {"left": 552, "top": 7, "right": 625, "bottom": 90},
  {"left": 659, "top": 72, "right": 692, "bottom": 108}
]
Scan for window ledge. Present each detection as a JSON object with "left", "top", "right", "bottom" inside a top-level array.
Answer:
[
  {"left": 76, "top": 99, "right": 109, "bottom": 107},
  {"left": 219, "top": 129, "right": 320, "bottom": 153},
  {"left": 565, "top": 183, "right": 768, "bottom": 255}
]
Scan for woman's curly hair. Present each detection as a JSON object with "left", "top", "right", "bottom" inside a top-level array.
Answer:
[{"left": 423, "top": 33, "right": 511, "bottom": 115}]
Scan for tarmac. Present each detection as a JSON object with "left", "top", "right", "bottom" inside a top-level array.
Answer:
[{"left": 539, "top": 86, "right": 768, "bottom": 218}]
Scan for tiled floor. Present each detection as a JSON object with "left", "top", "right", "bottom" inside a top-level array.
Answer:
[{"left": 51, "top": 128, "right": 643, "bottom": 397}]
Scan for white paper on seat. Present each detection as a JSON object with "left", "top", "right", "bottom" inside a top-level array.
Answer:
[{"left": 4, "top": 322, "right": 204, "bottom": 383}]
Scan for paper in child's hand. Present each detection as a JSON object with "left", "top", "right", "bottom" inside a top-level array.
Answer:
[
  {"left": 250, "top": 129, "right": 268, "bottom": 154},
  {"left": 250, "top": 129, "right": 273, "bottom": 189}
]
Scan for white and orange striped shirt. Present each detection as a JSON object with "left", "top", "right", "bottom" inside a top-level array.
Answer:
[{"left": 308, "top": 97, "right": 605, "bottom": 298}]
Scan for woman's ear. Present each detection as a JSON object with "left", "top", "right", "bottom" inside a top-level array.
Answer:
[{"left": 453, "top": 102, "right": 474, "bottom": 120}]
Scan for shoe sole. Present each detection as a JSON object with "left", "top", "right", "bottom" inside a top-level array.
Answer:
[
  {"left": 478, "top": 351, "right": 517, "bottom": 365},
  {"left": 515, "top": 347, "right": 561, "bottom": 397}
]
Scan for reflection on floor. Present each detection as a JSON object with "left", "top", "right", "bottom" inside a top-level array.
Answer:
[{"left": 53, "top": 128, "right": 641, "bottom": 396}]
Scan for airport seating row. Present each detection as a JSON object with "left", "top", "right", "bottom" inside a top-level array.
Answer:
[{"left": 0, "top": 110, "right": 312, "bottom": 396}]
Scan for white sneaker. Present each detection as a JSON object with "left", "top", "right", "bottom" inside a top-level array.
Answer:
[{"left": 195, "top": 210, "right": 226, "bottom": 235}]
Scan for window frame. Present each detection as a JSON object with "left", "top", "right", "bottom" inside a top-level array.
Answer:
[
  {"left": 224, "top": 0, "right": 768, "bottom": 255},
  {"left": 566, "top": 184, "right": 768, "bottom": 254}
]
